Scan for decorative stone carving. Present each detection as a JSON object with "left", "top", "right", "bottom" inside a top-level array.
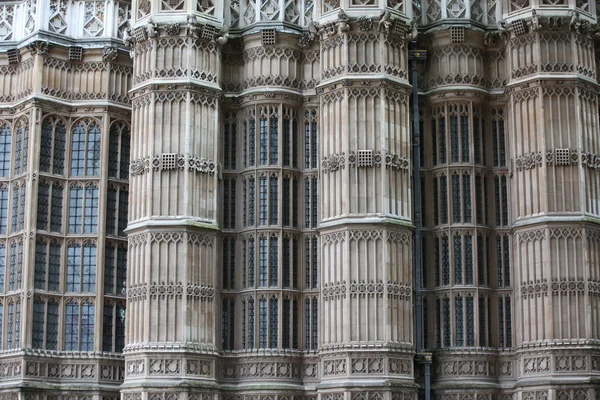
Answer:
[
  {"left": 102, "top": 46, "right": 118, "bottom": 62},
  {"left": 515, "top": 152, "right": 543, "bottom": 171},
  {"left": 321, "top": 153, "right": 345, "bottom": 172},
  {"left": 27, "top": 40, "right": 50, "bottom": 55},
  {"left": 164, "top": 23, "right": 180, "bottom": 36},
  {"left": 520, "top": 279, "right": 549, "bottom": 298}
]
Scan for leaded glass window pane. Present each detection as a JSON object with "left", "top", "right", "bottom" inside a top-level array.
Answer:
[
  {"left": 443, "top": 298, "right": 450, "bottom": 347},
  {"left": 283, "top": 298, "right": 290, "bottom": 348},
  {"left": 65, "top": 302, "right": 79, "bottom": 351},
  {"left": 259, "top": 177, "right": 267, "bottom": 225},
  {"left": 269, "top": 298, "right": 278, "bottom": 348},
  {"left": 452, "top": 175, "right": 461, "bottom": 223},
  {"left": 454, "top": 235, "right": 463, "bottom": 284},
  {"left": 37, "top": 183, "right": 50, "bottom": 230},
  {"left": 34, "top": 243, "right": 47, "bottom": 290},
  {"left": 82, "top": 245, "right": 96, "bottom": 292},
  {"left": 440, "top": 176, "right": 448, "bottom": 224},
  {"left": 0, "top": 124, "right": 11, "bottom": 177},
  {"left": 104, "top": 245, "right": 115, "bottom": 294},
  {"left": 87, "top": 124, "right": 101, "bottom": 176},
  {"left": 260, "top": 118, "right": 268, "bottom": 165},
  {"left": 269, "top": 237, "right": 278, "bottom": 286},
  {"left": 248, "top": 298, "right": 254, "bottom": 348},
  {"left": 259, "top": 298, "right": 267, "bottom": 348},
  {"left": 69, "top": 186, "right": 83, "bottom": 233},
  {"left": 106, "top": 188, "right": 117, "bottom": 235},
  {"left": 283, "top": 178, "right": 290, "bottom": 226},
  {"left": 441, "top": 236, "right": 449, "bottom": 286},
  {"left": 283, "top": 238, "right": 291, "bottom": 287},
  {"left": 466, "top": 296, "right": 474, "bottom": 346},
  {"left": 47, "top": 301, "right": 59, "bottom": 350},
  {"left": 270, "top": 116, "right": 278, "bottom": 165},
  {"left": 455, "top": 297, "right": 464, "bottom": 346},
  {"left": 117, "top": 248, "right": 127, "bottom": 295},
  {"left": 84, "top": 185, "right": 99, "bottom": 233},
  {"left": 477, "top": 234, "right": 485, "bottom": 285},
  {"left": 463, "top": 175, "right": 472, "bottom": 223},
  {"left": 0, "top": 244, "right": 5, "bottom": 292},
  {"left": 118, "top": 189, "right": 128, "bottom": 236},
  {"left": 311, "top": 237, "right": 318, "bottom": 288},
  {"left": 259, "top": 238, "right": 267, "bottom": 286},
  {"left": 103, "top": 304, "right": 114, "bottom": 352},
  {"left": 71, "top": 123, "right": 87, "bottom": 176},
  {"left": 269, "top": 177, "right": 278, "bottom": 225},
  {"left": 431, "top": 119, "right": 437, "bottom": 166},
  {"left": 460, "top": 115, "right": 469, "bottom": 162},
  {"left": 311, "top": 178, "right": 318, "bottom": 228},
  {"left": 50, "top": 183, "right": 63, "bottom": 233},
  {"left": 40, "top": 121, "right": 53, "bottom": 173},
  {"left": 32, "top": 300, "right": 45, "bottom": 349},
  {"left": 450, "top": 116, "right": 459, "bottom": 163},
  {"left": 465, "top": 235, "right": 473, "bottom": 285},
  {"left": 478, "top": 296, "right": 486, "bottom": 346},
  {"left": 0, "top": 188, "right": 8, "bottom": 234},
  {"left": 81, "top": 302, "right": 95, "bottom": 351},
  {"left": 248, "top": 238, "right": 255, "bottom": 287},
  {"left": 438, "top": 118, "right": 446, "bottom": 164}
]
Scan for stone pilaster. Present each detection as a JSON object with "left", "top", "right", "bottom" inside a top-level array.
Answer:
[
  {"left": 123, "top": 3, "right": 226, "bottom": 400},
  {"left": 505, "top": 8, "right": 600, "bottom": 396},
  {"left": 316, "top": 10, "right": 417, "bottom": 399}
]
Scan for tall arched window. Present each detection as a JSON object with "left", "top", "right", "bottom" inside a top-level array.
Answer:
[
  {"left": 71, "top": 119, "right": 102, "bottom": 177},
  {"left": 40, "top": 116, "right": 67, "bottom": 175},
  {"left": 66, "top": 240, "right": 97, "bottom": 293},
  {"left": 108, "top": 122, "right": 130, "bottom": 180},
  {"left": 0, "top": 122, "right": 11, "bottom": 177}
]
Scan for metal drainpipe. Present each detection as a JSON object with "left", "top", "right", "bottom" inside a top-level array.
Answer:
[{"left": 409, "top": 40, "right": 431, "bottom": 400}]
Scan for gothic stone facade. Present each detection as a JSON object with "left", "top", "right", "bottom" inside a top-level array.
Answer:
[{"left": 0, "top": 1, "right": 599, "bottom": 400}]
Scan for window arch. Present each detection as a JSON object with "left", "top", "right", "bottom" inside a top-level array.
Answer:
[
  {"left": 108, "top": 122, "right": 130, "bottom": 180},
  {"left": 0, "top": 121, "right": 11, "bottom": 177},
  {"left": 13, "top": 117, "right": 29, "bottom": 175},
  {"left": 40, "top": 116, "right": 67, "bottom": 175},
  {"left": 32, "top": 296, "right": 59, "bottom": 350},
  {"left": 71, "top": 119, "right": 102, "bottom": 177}
]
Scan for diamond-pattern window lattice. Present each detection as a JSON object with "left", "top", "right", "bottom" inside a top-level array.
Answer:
[
  {"left": 243, "top": 0, "right": 256, "bottom": 25},
  {"left": 323, "top": 0, "right": 340, "bottom": 12},
  {"left": 576, "top": 0, "right": 589, "bottom": 11},
  {"left": 487, "top": 0, "right": 497, "bottom": 23},
  {"left": 48, "top": 0, "right": 68, "bottom": 34},
  {"left": 352, "top": 0, "right": 376, "bottom": 4},
  {"left": 161, "top": 0, "right": 185, "bottom": 11},
  {"left": 229, "top": 0, "right": 240, "bottom": 26},
  {"left": 83, "top": 1, "right": 105, "bottom": 37},
  {"left": 470, "top": 0, "right": 484, "bottom": 22},
  {"left": 197, "top": 0, "right": 216, "bottom": 14},
  {"left": 137, "top": 0, "right": 151, "bottom": 17},
  {"left": 260, "top": 0, "right": 280, "bottom": 20},
  {"left": 389, "top": 0, "right": 404, "bottom": 9},
  {"left": 0, "top": 5, "right": 15, "bottom": 40},
  {"left": 304, "top": 0, "right": 314, "bottom": 24},
  {"left": 509, "top": 0, "right": 529, "bottom": 12},
  {"left": 412, "top": 0, "right": 422, "bottom": 20},
  {"left": 447, "top": 0, "right": 466, "bottom": 18},
  {"left": 426, "top": 0, "right": 442, "bottom": 22},
  {"left": 284, "top": 0, "right": 300, "bottom": 23},
  {"left": 117, "top": 2, "right": 130, "bottom": 39},
  {"left": 25, "top": 0, "right": 36, "bottom": 35}
]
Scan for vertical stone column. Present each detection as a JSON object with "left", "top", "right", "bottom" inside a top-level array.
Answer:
[
  {"left": 505, "top": 9, "right": 600, "bottom": 397},
  {"left": 123, "top": 4, "right": 227, "bottom": 399},
  {"left": 315, "top": 10, "right": 417, "bottom": 399}
]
